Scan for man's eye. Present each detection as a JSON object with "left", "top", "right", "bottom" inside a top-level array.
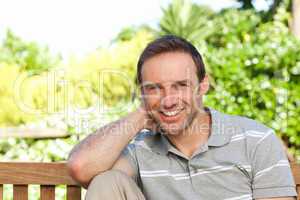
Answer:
[
  {"left": 146, "top": 86, "right": 156, "bottom": 90},
  {"left": 178, "top": 82, "right": 188, "bottom": 87},
  {"left": 144, "top": 85, "right": 159, "bottom": 91}
]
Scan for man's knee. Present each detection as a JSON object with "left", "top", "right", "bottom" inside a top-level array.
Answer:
[
  {"left": 86, "top": 170, "right": 145, "bottom": 200},
  {"left": 89, "top": 170, "right": 130, "bottom": 187},
  {"left": 85, "top": 170, "right": 135, "bottom": 200}
]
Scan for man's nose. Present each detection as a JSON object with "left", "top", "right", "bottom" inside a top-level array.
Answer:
[
  {"left": 161, "top": 95, "right": 178, "bottom": 109},
  {"left": 160, "top": 87, "right": 179, "bottom": 109}
]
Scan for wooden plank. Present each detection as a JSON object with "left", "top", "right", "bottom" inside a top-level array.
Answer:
[
  {"left": 291, "top": 163, "right": 300, "bottom": 185},
  {"left": 40, "top": 185, "right": 55, "bottom": 200},
  {"left": 291, "top": 163, "right": 300, "bottom": 200},
  {"left": 0, "top": 128, "right": 69, "bottom": 139},
  {"left": 67, "top": 185, "right": 81, "bottom": 200},
  {"left": 13, "top": 185, "right": 28, "bottom": 200},
  {"left": 0, "top": 162, "right": 78, "bottom": 185},
  {"left": 0, "top": 184, "right": 3, "bottom": 200}
]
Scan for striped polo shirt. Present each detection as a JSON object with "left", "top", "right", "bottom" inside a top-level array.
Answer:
[{"left": 122, "top": 108, "right": 297, "bottom": 200}]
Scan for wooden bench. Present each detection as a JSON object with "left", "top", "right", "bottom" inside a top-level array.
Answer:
[
  {"left": 0, "top": 162, "right": 81, "bottom": 200},
  {"left": 0, "top": 162, "right": 299, "bottom": 200},
  {"left": 292, "top": 163, "right": 300, "bottom": 200}
]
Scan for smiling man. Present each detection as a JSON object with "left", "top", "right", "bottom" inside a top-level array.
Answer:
[{"left": 67, "top": 35, "right": 297, "bottom": 200}]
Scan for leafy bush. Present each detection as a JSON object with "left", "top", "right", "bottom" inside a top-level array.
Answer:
[
  {"left": 0, "top": 29, "right": 154, "bottom": 163},
  {"left": 0, "top": 30, "right": 61, "bottom": 74},
  {"left": 0, "top": 0, "right": 299, "bottom": 163},
  {"left": 157, "top": 0, "right": 300, "bottom": 159}
]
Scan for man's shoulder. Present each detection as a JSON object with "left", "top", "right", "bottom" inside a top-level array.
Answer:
[
  {"left": 217, "top": 110, "right": 275, "bottom": 140},
  {"left": 130, "top": 130, "right": 161, "bottom": 152}
]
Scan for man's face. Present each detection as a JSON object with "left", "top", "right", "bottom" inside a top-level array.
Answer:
[{"left": 140, "top": 52, "right": 208, "bottom": 135}]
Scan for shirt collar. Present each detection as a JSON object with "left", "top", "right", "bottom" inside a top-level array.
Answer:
[
  {"left": 148, "top": 107, "right": 234, "bottom": 156},
  {"left": 207, "top": 108, "right": 235, "bottom": 146}
]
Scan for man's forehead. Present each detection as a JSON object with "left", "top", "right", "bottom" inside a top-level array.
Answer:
[
  {"left": 141, "top": 65, "right": 197, "bottom": 78},
  {"left": 141, "top": 52, "right": 196, "bottom": 69}
]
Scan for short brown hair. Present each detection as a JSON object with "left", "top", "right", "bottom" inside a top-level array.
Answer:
[{"left": 136, "top": 35, "right": 205, "bottom": 85}]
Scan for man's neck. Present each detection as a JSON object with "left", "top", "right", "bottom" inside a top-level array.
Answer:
[{"left": 166, "top": 109, "right": 212, "bottom": 158}]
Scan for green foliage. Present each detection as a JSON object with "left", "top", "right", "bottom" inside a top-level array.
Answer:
[
  {"left": 159, "top": 0, "right": 300, "bottom": 159},
  {"left": 0, "top": 63, "right": 66, "bottom": 126},
  {"left": 67, "top": 29, "right": 154, "bottom": 108},
  {"left": 160, "top": 0, "right": 215, "bottom": 46},
  {"left": 236, "top": 0, "right": 254, "bottom": 9},
  {"left": 0, "top": 29, "right": 61, "bottom": 74},
  {"left": 0, "top": 29, "right": 153, "bottom": 127},
  {"left": 114, "top": 25, "right": 155, "bottom": 42},
  {"left": 0, "top": 0, "right": 299, "bottom": 165},
  {"left": 0, "top": 64, "right": 37, "bottom": 125}
]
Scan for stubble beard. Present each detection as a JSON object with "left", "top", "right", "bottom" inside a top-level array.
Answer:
[{"left": 155, "top": 108, "right": 199, "bottom": 136}]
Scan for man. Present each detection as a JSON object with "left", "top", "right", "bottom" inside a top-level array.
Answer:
[{"left": 67, "top": 35, "right": 297, "bottom": 200}]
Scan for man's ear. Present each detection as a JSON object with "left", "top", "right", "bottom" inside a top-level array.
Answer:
[{"left": 198, "top": 75, "right": 209, "bottom": 95}]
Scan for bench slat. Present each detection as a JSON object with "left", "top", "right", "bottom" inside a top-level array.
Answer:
[
  {"left": 0, "top": 162, "right": 296, "bottom": 199},
  {"left": 13, "top": 185, "right": 28, "bottom": 200},
  {"left": 41, "top": 185, "right": 55, "bottom": 200},
  {"left": 297, "top": 185, "right": 300, "bottom": 200},
  {"left": 291, "top": 163, "right": 300, "bottom": 185},
  {"left": 0, "top": 184, "right": 3, "bottom": 200},
  {"left": 291, "top": 163, "right": 300, "bottom": 200},
  {"left": 67, "top": 185, "right": 81, "bottom": 200},
  {"left": 0, "top": 162, "right": 77, "bottom": 185}
]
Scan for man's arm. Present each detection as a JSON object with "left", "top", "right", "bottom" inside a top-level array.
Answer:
[
  {"left": 67, "top": 108, "right": 149, "bottom": 188},
  {"left": 250, "top": 131, "right": 297, "bottom": 199}
]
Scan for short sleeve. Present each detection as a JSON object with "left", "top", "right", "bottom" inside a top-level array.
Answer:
[
  {"left": 120, "top": 142, "right": 140, "bottom": 184},
  {"left": 250, "top": 131, "right": 297, "bottom": 199}
]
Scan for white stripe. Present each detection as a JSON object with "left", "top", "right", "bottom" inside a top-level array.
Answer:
[
  {"left": 174, "top": 166, "right": 236, "bottom": 180},
  {"left": 245, "top": 130, "right": 266, "bottom": 136},
  {"left": 141, "top": 172, "right": 190, "bottom": 179},
  {"left": 140, "top": 173, "right": 170, "bottom": 178},
  {"left": 190, "top": 166, "right": 235, "bottom": 178},
  {"left": 230, "top": 130, "right": 273, "bottom": 143},
  {"left": 231, "top": 134, "right": 244, "bottom": 139},
  {"left": 140, "top": 165, "right": 251, "bottom": 180},
  {"left": 254, "top": 159, "right": 289, "bottom": 179},
  {"left": 141, "top": 165, "right": 229, "bottom": 176},
  {"left": 140, "top": 170, "right": 169, "bottom": 174},
  {"left": 256, "top": 130, "right": 272, "bottom": 145},
  {"left": 245, "top": 133, "right": 263, "bottom": 138},
  {"left": 224, "top": 194, "right": 252, "bottom": 200},
  {"left": 230, "top": 136, "right": 245, "bottom": 142}
]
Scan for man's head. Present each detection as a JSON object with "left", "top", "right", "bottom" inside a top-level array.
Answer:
[
  {"left": 137, "top": 35, "right": 209, "bottom": 135},
  {"left": 137, "top": 35, "right": 206, "bottom": 85}
]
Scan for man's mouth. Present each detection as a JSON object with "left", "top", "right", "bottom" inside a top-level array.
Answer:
[{"left": 159, "top": 107, "right": 184, "bottom": 117}]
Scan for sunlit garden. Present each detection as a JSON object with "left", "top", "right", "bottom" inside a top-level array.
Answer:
[{"left": 0, "top": 0, "right": 299, "bottom": 199}]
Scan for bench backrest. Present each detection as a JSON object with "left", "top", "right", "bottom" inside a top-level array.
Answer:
[
  {"left": 292, "top": 163, "right": 300, "bottom": 200},
  {"left": 0, "top": 162, "right": 81, "bottom": 200},
  {"left": 0, "top": 162, "right": 299, "bottom": 200}
]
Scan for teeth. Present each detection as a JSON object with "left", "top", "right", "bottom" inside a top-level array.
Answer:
[{"left": 161, "top": 109, "right": 182, "bottom": 116}]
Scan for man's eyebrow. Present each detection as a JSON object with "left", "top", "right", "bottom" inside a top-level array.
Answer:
[
  {"left": 141, "top": 82, "right": 160, "bottom": 88},
  {"left": 175, "top": 79, "right": 191, "bottom": 84},
  {"left": 142, "top": 80, "right": 192, "bottom": 87}
]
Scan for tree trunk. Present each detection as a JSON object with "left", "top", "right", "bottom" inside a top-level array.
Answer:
[{"left": 292, "top": 0, "right": 300, "bottom": 38}]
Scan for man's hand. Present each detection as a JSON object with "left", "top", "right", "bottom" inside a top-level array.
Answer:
[{"left": 137, "top": 105, "right": 158, "bottom": 132}]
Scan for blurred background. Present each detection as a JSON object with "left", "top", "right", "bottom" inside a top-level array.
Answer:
[{"left": 0, "top": 0, "right": 299, "bottom": 196}]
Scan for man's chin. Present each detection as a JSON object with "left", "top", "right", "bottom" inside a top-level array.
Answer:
[{"left": 159, "top": 123, "right": 186, "bottom": 135}]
